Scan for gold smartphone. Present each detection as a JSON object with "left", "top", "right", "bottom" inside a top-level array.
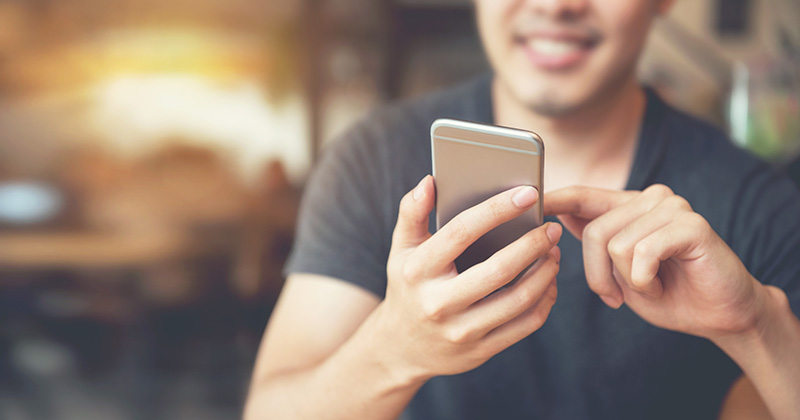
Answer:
[{"left": 431, "top": 118, "right": 544, "bottom": 273}]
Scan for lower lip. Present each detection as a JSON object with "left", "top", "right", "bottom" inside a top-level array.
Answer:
[{"left": 518, "top": 41, "right": 594, "bottom": 71}]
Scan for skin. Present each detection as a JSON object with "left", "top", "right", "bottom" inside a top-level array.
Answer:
[
  {"left": 476, "top": 0, "right": 666, "bottom": 117},
  {"left": 478, "top": 0, "right": 664, "bottom": 193},
  {"left": 544, "top": 185, "right": 800, "bottom": 419},
  {"left": 246, "top": 1, "right": 800, "bottom": 419},
  {"left": 245, "top": 181, "right": 562, "bottom": 420}
]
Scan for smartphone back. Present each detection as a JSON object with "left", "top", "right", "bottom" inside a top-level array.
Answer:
[{"left": 431, "top": 119, "right": 544, "bottom": 273}]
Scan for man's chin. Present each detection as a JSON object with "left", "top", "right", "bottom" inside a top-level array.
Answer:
[
  {"left": 524, "top": 99, "right": 581, "bottom": 118},
  {"left": 517, "top": 91, "right": 583, "bottom": 118},
  {"left": 499, "top": 76, "right": 588, "bottom": 118}
]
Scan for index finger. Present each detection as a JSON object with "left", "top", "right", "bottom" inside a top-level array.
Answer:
[
  {"left": 544, "top": 186, "right": 637, "bottom": 219},
  {"left": 411, "top": 185, "right": 539, "bottom": 275}
]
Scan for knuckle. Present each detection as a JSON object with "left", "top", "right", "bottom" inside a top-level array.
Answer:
[
  {"left": 679, "top": 212, "right": 709, "bottom": 230},
  {"left": 485, "top": 263, "right": 512, "bottom": 284},
  {"left": 547, "top": 282, "right": 558, "bottom": 300},
  {"left": 633, "top": 239, "right": 654, "bottom": 259},
  {"left": 421, "top": 298, "right": 446, "bottom": 322},
  {"left": 645, "top": 183, "right": 673, "bottom": 198},
  {"left": 524, "top": 228, "right": 551, "bottom": 252},
  {"left": 543, "top": 257, "right": 561, "bottom": 277},
  {"left": 401, "top": 259, "right": 423, "bottom": 282},
  {"left": 526, "top": 309, "right": 547, "bottom": 331},
  {"left": 570, "top": 185, "right": 591, "bottom": 198},
  {"left": 607, "top": 237, "right": 631, "bottom": 259},
  {"left": 445, "top": 326, "right": 473, "bottom": 344},
  {"left": 444, "top": 218, "right": 472, "bottom": 248},
  {"left": 399, "top": 191, "right": 412, "bottom": 210},
  {"left": 566, "top": 187, "right": 587, "bottom": 211},
  {"left": 665, "top": 195, "right": 692, "bottom": 211},
  {"left": 398, "top": 192, "right": 416, "bottom": 218},
  {"left": 585, "top": 271, "right": 615, "bottom": 296},
  {"left": 588, "top": 283, "right": 613, "bottom": 297},
  {"left": 474, "top": 343, "right": 496, "bottom": 360},
  {"left": 533, "top": 255, "right": 558, "bottom": 277},
  {"left": 583, "top": 222, "right": 608, "bottom": 244},
  {"left": 512, "top": 283, "right": 537, "bottom": 309}
]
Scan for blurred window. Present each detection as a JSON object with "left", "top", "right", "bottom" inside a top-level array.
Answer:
[{"left": 0, "top": 182, "right": 62, "bottom": 225}]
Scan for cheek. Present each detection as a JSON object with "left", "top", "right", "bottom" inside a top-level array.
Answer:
[
  {"left": 476, "top": 0, "right": 519, "bottom": 52},
  {"left": 597, "top": 3, "right": 655, "bottom": 57}
]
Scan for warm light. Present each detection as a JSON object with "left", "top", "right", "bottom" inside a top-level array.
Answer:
[
  {"left": 91, "top": 74, "right": 309, "bottom": 182},
  {"left": 92, "top": 28, "right": 262, "bottom": 78}
]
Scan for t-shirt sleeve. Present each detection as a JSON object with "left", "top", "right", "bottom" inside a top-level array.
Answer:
[
  {"left": 734, "top": 170, "right": 800, "bottom": 320},
  {"left": 283, "top": 124, "right": 391, "bottom": 298}
]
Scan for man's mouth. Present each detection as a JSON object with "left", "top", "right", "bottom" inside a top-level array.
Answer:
[
  {"left": 525, "top": 38, "right": 586, "bottom": 56},
  {"left": 514, "top": 30, "right": 600, "bottom": 71}
]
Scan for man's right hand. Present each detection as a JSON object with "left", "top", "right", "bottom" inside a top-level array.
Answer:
[
  {"left": 371, "top": 175, "right": 562, "bottom": 384},
  {"left": 245, "top": 175, "right": 562, "bottom": 420}
]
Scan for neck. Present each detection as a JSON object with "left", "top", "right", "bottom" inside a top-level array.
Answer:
[{"left": 493, "top": 77, "right": 646, "bottom": 192}]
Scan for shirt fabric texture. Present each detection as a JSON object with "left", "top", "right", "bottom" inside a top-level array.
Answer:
[{"left": 284, "top": 75, "right": 800, "bottom": 420}]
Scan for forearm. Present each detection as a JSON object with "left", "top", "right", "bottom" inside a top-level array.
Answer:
[
  {"left": 244, "top": 306, "right": 426, "bottom": 420},
  {"left": 713, "top": 286, "right": 800, "bottom": 420}
]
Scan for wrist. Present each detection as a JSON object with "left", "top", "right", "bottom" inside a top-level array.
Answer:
[
  {"left": 709, "top": 286, "right": 800, "bottom": 420},
  {"left": 362, "top": 304, "right": 432, "bottom": 392},
  {"left": 711, "top": 285, "right": 791, "bottom": 358}
]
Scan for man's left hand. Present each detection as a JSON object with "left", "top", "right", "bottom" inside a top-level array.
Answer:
[{"left": 545, "top": 184, "right": 774, "bottom": 340}]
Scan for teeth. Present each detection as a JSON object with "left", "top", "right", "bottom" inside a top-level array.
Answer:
[{"left": 527, "top": 39, "right": 581, "bottom": 56}]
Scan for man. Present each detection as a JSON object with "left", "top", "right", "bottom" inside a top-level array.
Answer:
[{"left": 245, "top": 1, "right": 800, "bottom": 419}]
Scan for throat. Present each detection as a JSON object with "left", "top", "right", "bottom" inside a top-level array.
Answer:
[
  {"left": 491, "top": 80, "right": 646, "bottom": 193},
  {"left": 542, "top": 125, "right": 639, "bottom": 193},
  {"left": 544, "top": 155, "right": 634, "bottom": 193}
]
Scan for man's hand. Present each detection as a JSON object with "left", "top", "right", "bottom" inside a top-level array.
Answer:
[
  {"left": 245, "top": 176, "right": 563, "bottom": 420},
  {"left": 545, "top": 184, "right": 800, "bottom": 419},
  {"left": 544, "top": 184, "right": 773, "bottom": 340},
  {"left": 373, "top": 175, "right": 562, "bottom": 383}
]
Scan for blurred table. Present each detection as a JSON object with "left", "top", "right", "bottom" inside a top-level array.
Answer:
[{"left": 0, "top": 230, "right": 201, "bottom": 269}]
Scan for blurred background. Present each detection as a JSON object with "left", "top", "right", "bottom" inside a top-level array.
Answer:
[{"left": 0, "top": 0, "right": 797, "bottom": 419}]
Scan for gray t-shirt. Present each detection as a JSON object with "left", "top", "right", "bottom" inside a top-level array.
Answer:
[{"left": 285, "top": 76, "right": 800, "bottom": 419}]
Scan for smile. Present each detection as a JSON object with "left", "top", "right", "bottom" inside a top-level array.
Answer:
[{"left": 514, "top": 32, "right": 599, "bottom": 71}]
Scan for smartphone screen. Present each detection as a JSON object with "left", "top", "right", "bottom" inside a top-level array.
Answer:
[{"left": 431, "top": 118, "right": 544, "bottom": 273}]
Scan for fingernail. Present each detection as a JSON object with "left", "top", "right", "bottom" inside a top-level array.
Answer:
[
  {"left": 546, "top": 223, "right": 562, "bottom": 243},
  {"left": 601, "top": 295, "right": 623, "bottom": 309},
  {"left": 413, "top": 176, "right": 428, "bottom": 201},
  {"left": 512, "top": 186, "right": 538, "bottom": 208}
]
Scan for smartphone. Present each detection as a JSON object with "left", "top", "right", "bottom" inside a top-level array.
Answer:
[{"left": 431, "top": 118, "right": 544, "bottom": 274}]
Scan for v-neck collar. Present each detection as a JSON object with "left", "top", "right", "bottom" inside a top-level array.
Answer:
[
  {"left": 469, "top": 75, "right": 670, "bottom": 192},
  {"left": 624, "top": 88, "right": 670, "bottom": 191}
]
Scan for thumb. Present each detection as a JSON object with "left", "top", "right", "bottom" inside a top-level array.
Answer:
[{"left": 391, "top": 175, "right": 435, "bottom": 251}]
